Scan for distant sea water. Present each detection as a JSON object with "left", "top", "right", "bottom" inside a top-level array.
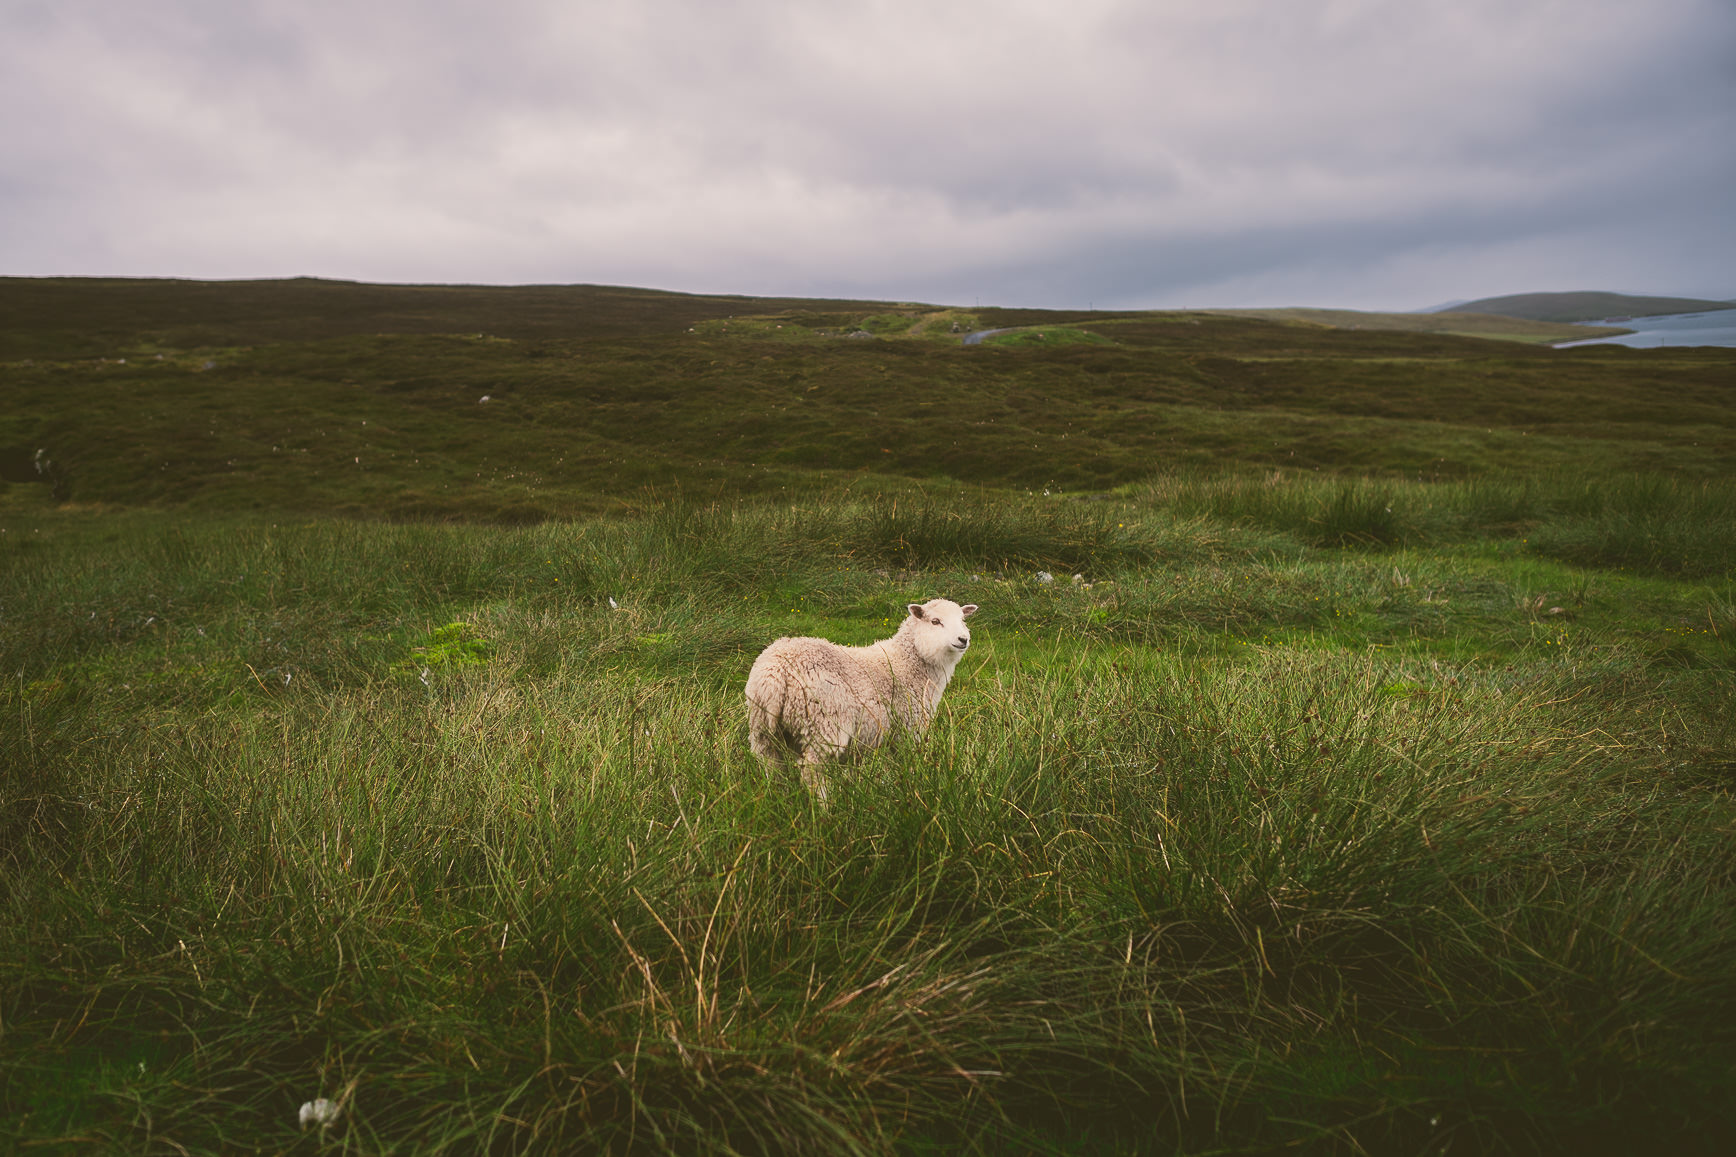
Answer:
[{"left": 1553, "top": 307, "right": 1736, "bottom": 349}]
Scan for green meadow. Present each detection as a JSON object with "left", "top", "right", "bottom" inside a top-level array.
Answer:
[{"left": 2, "top": 279, "right": 1734, "bottom": 1153}]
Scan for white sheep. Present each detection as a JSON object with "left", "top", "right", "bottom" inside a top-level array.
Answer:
[{"left": 745, "top": 598, "right": 979, "bottom": 800}]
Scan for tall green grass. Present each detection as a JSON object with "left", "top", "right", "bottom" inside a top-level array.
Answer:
[
  {"left": 7, "top": 654, "right": 1732, "bottom": 1151},
  {"left": 1141, "top": 472, "right": 1736, "bottom": 576},
  {"left": 3, "top": 492, "right": 1733, "bottom": 1152}
]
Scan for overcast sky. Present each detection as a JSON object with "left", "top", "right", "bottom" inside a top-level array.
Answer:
[{"left": 4, "top": 0, "right": 1733, "bottom": 310}]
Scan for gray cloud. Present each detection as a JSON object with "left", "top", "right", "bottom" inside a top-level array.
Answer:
[{"left": 3, "top": 0, "right": 1732, "bottom": 307}]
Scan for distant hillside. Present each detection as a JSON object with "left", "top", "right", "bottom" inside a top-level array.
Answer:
[
  {"left": 1449, "top": 291, "right": 1732, "bottom": 323},
  {"left": 0, "top": 277, "right": 904, "bottom": 360},
  {"left": 1200, "top": 307, "right": 1626, "bottom": 345},
  {"left": 4, "top": 277, "right": 1733, "bottom": 522}
]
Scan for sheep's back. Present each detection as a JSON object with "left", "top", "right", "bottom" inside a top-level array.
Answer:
[{"left": 750, "top": 636, "right": 899, "bottom": 703}]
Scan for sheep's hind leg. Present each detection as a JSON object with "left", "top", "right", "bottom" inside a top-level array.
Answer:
[
  {"left": 749, "top": 722, "right": 792, "bottom": 770},
  {"left": 797, "top": 714, "right": 857, "bottom": 805},
  {"left": 798, "top": 750, "right": 834, "bottom": 806}
]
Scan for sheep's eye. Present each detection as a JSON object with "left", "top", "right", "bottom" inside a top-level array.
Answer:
[{"left": 931, "top": 617, "right": 942, "bottom": 625}]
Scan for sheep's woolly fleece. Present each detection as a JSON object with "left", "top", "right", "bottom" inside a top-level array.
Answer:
[{"left": 745, "top": 598, "right": 978, "bottom": 800}]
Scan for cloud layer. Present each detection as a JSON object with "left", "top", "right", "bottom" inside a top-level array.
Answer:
[{"left": 4, "top": 0, "right": 1733, "bottom": 308}]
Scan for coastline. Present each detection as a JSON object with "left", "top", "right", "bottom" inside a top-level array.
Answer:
[{"left": 1554, "top": 306, "right": 1736, "bottom": 349}]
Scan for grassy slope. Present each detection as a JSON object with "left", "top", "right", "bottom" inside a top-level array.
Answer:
[
  {"left": 3, "top": 500, "right": 1732, "bottom": 1153},
  {"left": 1199, "top": 306, "right": 1630, "bottom": 344},
  {"left": 0, "top": 276, "right": 905, "bottom": 358},
  {"left": 3, "top": 281, "right": 1732, "bottom": 522},
  {"left": 1454, "top": 291, "right": 1734, "bottom": 323},
  {"left": 3, "top": 279, "right": 1735, "bottom": 1153}
]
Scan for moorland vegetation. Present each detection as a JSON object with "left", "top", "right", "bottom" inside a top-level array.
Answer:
[{"left": 2, "top": 278, "right": 1733, "bottom": 1153}]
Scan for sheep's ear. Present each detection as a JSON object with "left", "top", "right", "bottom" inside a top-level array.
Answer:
[
  {"left": 960, "top": 604, "right": 978, "bottom": 618},
  {"left": 908, "top": 603, "right": 926, "bottom": 618}
]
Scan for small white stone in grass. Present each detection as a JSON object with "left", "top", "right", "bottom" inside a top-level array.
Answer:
[
  {"left": 418, "top": 667, "right": 431, "bottom": 687},
  {"left": 608, "top": 597, "right": 618, "bottom": 609},
  {"left": 478, "top": 394, "right": 492, "bottom": 403},
  {"left": 1036, "top": 572, "right": 1054, "bottom": 584},
  {"left": 1072, "top": 574, "right": 1084, "bottom": 583},
  {"left": 299, "top": 1098, "right": 340, "bottom": 1129}
]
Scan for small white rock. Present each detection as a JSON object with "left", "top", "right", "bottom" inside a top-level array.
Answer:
[
  {"left": 1071, "top": 574, "right": 1084, "bottom": 583},
  {"left": 1036, "top": 572, "right": 1054, "bottom": 584},
  {"left": 608, "top": 596, "right": 619, "bottom": 609},
  {"left": 478, "top": 394, "right": 492, "bottom": 403},
  {"left": 299, "top": 1098, "right": 340, "bottom": 1129}
]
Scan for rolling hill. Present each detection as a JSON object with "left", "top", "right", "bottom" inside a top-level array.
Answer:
[
  {"left": 0, "top": 276, "right": 902, "bottom": 360},
  {"left": 1199, "top": 306, "right": 1626, "bottom": 344},
  {"left": 1447, "top": 291, "right": 1732, "bottom": 323},
  {"left": 3, "top": 277, "right": 1733, "bottom": 521}
]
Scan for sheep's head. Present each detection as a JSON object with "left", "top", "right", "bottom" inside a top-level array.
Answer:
[{"left": 906, "top": 598, "right": 978, "bottom": 665}]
